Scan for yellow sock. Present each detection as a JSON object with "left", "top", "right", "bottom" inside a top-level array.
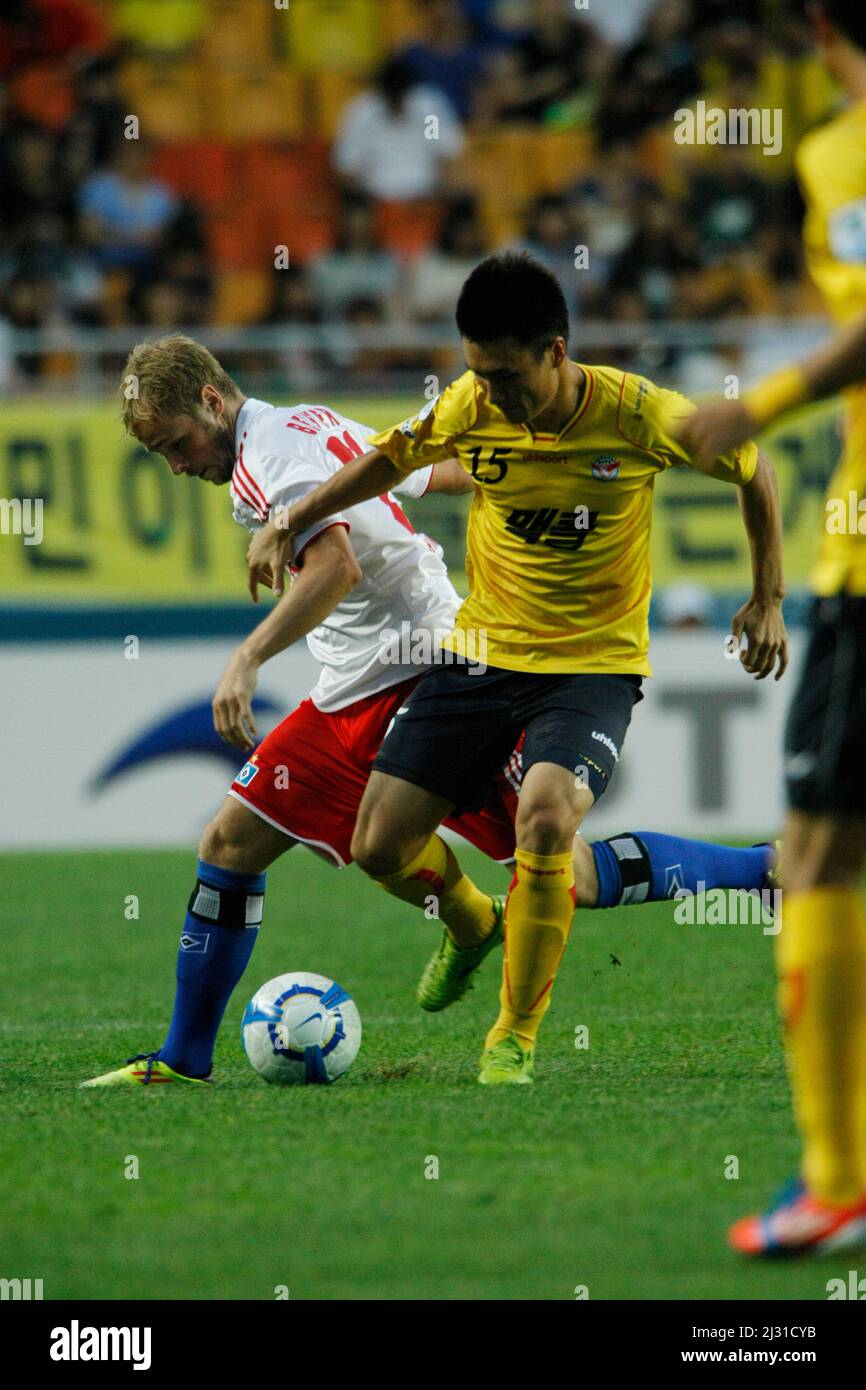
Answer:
[
  {"left": 485, "top": 847, "right": 575, "bottom": 1051},
  {"left": 776, "top": 887, "right": 866, "bottom": 1204},
  {"left": 375, "top": 834, "right": 496, "bottom": 947}
]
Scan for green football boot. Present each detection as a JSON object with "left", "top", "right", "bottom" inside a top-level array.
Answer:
[
  {"left": 80, "top": 1052, "right": 212, "bottom": 1088},
  {"left": 416, "top": 895, "right": 505, "bottom": 1012},
  {"left": 477, "top": 1032, "right": 535, "bottom": 1086}
]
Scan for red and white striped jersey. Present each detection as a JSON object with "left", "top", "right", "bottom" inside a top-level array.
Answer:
[{"left": 230, "top": 398, "right": 459, "bottom": 712}]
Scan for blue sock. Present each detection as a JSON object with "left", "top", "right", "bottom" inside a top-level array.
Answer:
[
  {"left": 158, "top": 860, "right": 266, "bottom": 1078},
  {"left": 591, "top": 833, "right": 772, "bottom": 909}
]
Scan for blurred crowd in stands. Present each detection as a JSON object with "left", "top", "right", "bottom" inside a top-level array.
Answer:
[{"left": 0, "top": 0, "right": 840, "bottom": 392}]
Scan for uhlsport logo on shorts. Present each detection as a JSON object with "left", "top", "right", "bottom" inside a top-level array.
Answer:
[
  {"left": 591, "top": 454, "right": 620, "bottom": 480},
  {"left": 591, "top": 729, "right": 620, "bottom": 761}
]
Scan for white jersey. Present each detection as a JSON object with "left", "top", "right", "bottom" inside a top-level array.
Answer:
[{"left": 230, "top": 398, "right": 459, "bottom": 712}]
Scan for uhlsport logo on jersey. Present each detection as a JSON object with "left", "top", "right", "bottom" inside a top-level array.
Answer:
[{"left": 591, "top": 454, "right": 620, "bottom": 480}]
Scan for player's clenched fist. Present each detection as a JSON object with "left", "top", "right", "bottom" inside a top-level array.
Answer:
[
  {"left": 677, "top": 399, "right": 759, "bottom": 468},
  {"left": 247, "top": 515, "right": 295, "bottom": 601},
  {"left": 212, "top": 651, "right": 259, "bottom": 750}
]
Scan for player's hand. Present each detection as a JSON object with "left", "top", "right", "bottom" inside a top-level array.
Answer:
[
  {"left": 677, "top": 399, "right": 760, "bottom": 467},
  {"left": 247, "top": 516, "right": 294, "bottom": 602},
  {"left": 728, "top": 598, "right": 788, "bottom": 681},
  {"left": 212, "top": 652, "right": 259, "bottom": 750}
]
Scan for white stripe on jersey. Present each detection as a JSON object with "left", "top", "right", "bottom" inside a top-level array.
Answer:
[{"left": 230, "top": 398, "right": 459, "bottom": 712}]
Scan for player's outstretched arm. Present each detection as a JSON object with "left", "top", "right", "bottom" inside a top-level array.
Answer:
[
  {"left": 247, "top": 447, "right": 401, "bottom": 598},
  {"left": 215, "top": 525, "right": 363, "bottom": 750},
  {"left": 730, "top": 450, "right": 788, "bottom": 682},
  {"left": 678, "top": 309, "right": 866, "bottom": 466}
]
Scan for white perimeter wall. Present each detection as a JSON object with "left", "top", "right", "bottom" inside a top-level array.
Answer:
[{"left": 0, "top": 632, "right": 803, "bottom": 850}]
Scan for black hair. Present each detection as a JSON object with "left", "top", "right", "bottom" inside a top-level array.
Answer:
[
  {"left": 377, "top": 57, "right": 415, "bottom": 111},
  {"left": 818, "top": 0, "right": 866, "bottom": 50},
  {"left": 456, "top": 252, "right": 569, "bottom": 355}
]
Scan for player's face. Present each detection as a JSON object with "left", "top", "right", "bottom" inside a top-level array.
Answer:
[
  {"left": 463, "top": 338, "right": 561, "bottom": 425},
  {"left": 142, "top": 396, "right": 236, "bottom": 483}
]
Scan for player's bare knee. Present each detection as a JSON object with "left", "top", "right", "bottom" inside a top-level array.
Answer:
[
  {"left": 517, "top": 803, "right": 578, "bottom": 857},
  {"left": 199, "top": 814, "right": 232, "bottom": 865},
  {"left": 351, "top": 817, "right": 427, "bottom": 878},
  {"left": 353, "top": 841, "right": 411, "bottom": 879},
  {"left": 198, "top": 802, "right": 276, "bottom": 872},
  {"left": 349, "top": 822, "right": 397, "bottom": 878}
]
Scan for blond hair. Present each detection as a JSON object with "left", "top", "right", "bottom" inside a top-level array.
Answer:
[{"left": 120, "top": 335, "right": 240, "bottom": 436}]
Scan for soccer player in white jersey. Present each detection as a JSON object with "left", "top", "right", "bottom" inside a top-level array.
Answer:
[
  {"left": 83, "top": 335, "right": 778, "bottom": 1087},
  {"left": 83, "top": 336, "right": 520, "bottom": 1085}
]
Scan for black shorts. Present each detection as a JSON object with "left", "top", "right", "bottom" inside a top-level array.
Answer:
[
  {"left": 784, "top": 594, "right": 866, "bottom": 816},
  {"left": 373, "top": 663, "right": 644, "bottom": 814}
]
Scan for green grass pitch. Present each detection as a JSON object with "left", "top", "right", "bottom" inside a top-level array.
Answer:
[{"left": 0, "top": 845, "right": 857, "bottom": 1301}]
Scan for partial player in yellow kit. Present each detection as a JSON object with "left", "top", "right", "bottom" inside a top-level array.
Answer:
[
  {"left": 680, "top": 1, "right": 866, "bottom": 1258},
  {"left": 247, "top": 252, "right": 788, "bottom": 1086}
]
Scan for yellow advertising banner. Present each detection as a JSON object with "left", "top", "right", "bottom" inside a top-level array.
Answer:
[
  {"left": 650, "top": 397, "right": 844, "bottom": 588},
  {"left": 0, "top": 396, "right": 845, "bottom": 603},
  {"left": 0, "top": 402, "right": 249, "bottom": 603}
]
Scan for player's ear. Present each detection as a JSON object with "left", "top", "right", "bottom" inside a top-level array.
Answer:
[
  {"left": 201, "top": 384, "right": 223, "bottom": 419},
  {"left": 551, "top": 338, "right": 568, "bottom": 367}
]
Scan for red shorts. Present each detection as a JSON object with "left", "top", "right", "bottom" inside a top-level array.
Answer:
[{"left": 228, "top": 676, "right": 520, "bottom": 867}]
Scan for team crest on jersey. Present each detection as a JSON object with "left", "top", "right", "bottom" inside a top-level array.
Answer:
[
  {"left": 591, "top": 454, "right": 620, "bottom": 480},
  {"left": 236, "top": 761, "right": 260, "bottom": 787}
]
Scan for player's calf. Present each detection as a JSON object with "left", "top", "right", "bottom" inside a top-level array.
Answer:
[{"left": 81, "top": 802, "right": 292, "bottom": 1088}]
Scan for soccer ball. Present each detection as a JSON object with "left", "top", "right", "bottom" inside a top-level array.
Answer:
[{"left": 241, "top": 971, "right": 362, "bottom": 1085}]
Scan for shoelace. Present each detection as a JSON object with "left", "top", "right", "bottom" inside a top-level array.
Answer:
[
  {"left": 125, "top": 1051, "right": 159, "bottom": 1083},
  {"left": 487, "top": 1038, "right": 524, "bottom": 1071}
]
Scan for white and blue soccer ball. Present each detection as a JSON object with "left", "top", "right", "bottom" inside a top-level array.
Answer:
[{"left": 241, "top": 971, "right": 362, "bottom": 1085}]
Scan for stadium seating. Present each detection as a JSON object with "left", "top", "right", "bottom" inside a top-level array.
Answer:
[
  {"left": 109, "top": 0, "right": 208, "bottom": 52},
  {"left": 213, "top": 268, "right": 272, "bottom": 325},
  {"left": 198, "top": 0, "right": 277, "bottom": 71},
  {"left": 210, "top": 70, "right": 308, "bottom": 142},
  {"left": 284, "top": 0, "right": 384, "bottom": 72},
  {"left": 375, "top": 200, "right": 444, "bottom": 258},
  {"left": 120, "top": 59, "right": 209, "bottom": 141},
  {"left": 310, "top": 70, "right": 367, "bottom": 140},
  {"left": 9, "top": 62, "right": 74, "bottom": 129},
  {"left": 151, "top": 142, "right": 233, "bottom": 209}
]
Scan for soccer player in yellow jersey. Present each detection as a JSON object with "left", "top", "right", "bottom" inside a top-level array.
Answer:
[
  {"left": 248, "top": 252, "right": 787, "bottom": 1085},
  {"left": 680, "top": 0, "right": 866, "bottom": 1257}
]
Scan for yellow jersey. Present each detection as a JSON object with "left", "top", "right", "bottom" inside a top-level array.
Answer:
[
  {"left": 797, "top": 100, "right": 866, "bottom": 594},
  {"left": 372, "top": 366, "right": 756, "bottom": 675}
]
